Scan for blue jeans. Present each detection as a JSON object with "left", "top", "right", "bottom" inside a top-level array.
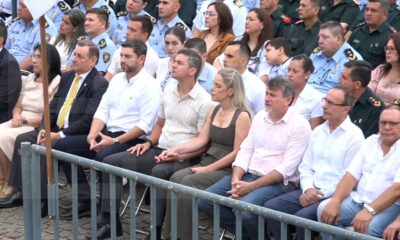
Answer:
[
  {"left": 317, "top": 196, "right": 400, "bottom": 239},
  {"left": 198, "top": 173, "right": 296, "bottom": 240}
]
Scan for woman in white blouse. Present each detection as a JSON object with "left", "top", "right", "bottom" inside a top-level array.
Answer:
[
  {"left": 288, "top": 54, "right": 324, "bottom": 129},
  {"left": 52, "top": 9, "right": 85, "bottom": 72}
]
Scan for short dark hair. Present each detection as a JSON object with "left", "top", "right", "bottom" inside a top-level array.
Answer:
[
  {"left": 344, "top": 60, "right": 372, "bottom": 87},
  {"left": 76, "top": 40, "right": 99, "bottom": 63},
  {"left": 265, "top": 37, "right": 292, "bottom": 57},
  {"left": 0, "top": 21, "right": 7, "bottom": 45},
  {"left": 332, "top": 86, "right": 355, "bottom": 107},
  {"left": 121, "top": 39, "right": 148, "bottom": 57},
  {"left": 267, "top": 76, "right": 296, "bottom": 99},
  {"left": 86, "top": 8, "right": 109, "bottom": 28},
  {"left": 320, "top": 21, "right": 345, "bottom": 40},
  {"left": 292, "top": 54, "right": 315, "bottom": 73},
  {"left": 227, "top": 41, "right": 251, "bottom": 60},
  {"left": 207, "top": 2, "right": 233, "bottom": 34},
  {"left": 184, "top": 38, "right": 207, "bottom": 55},
  {"left": 368, "top": 0, "right": 390, "bottom": 11},
  {"left": 130, "top": 15, "right": 154, "bottom": 37},
  {"left": 165, "top": 26, "right": 186, "bottom": 44},
  {"left": 177, "top": 48, "right": 203, "bottom": 79}
]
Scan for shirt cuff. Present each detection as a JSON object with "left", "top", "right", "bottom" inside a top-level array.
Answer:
[{"left": 59, "top": 131, "right": 66, "bottom": 138}]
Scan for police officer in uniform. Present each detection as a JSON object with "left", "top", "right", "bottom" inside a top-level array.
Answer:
[
  {"left": 73, "top": 0, "right": 117, "bottom": 36},
  {"left": 319, "top": 0, "right": 360, "bottom": 31},
  {"left": 148, "top": 0, "right": 191, "bottom": 58},
  {"left": 260, "top": 0, "right": 292, "bottom": 37},
  {"left": 348, "top": 0, "right": 395, "bottom": 68},
  {"left": 242, "top": 0, "right": 260, "bottom": 10},
  {"left": 84, "top": 8, "right": 116, "bottom": 73},
  {"left": 46, "top": 0, "right": 71, "bottom": 28},
  {"left": 308, "top": 21, "right": 363, "bottom": 94},
  {"left": 339, "top": 60, "right": 384, "bottom": 137},
  {"left": 285, "top": 0, "right": 321, "bottom": 55},
  {"left": 113, "top": 0, "right": 156, "bottom": 46},
  {"left": 6, "top": 0, "right": 58, "bottom": 70}
]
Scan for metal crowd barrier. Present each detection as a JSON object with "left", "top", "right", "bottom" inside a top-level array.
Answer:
[{"left": 21, "top": 143, "right": 381, "bottom": 240}]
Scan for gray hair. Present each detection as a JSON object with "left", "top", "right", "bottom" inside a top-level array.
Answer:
[
  {"left": 368, "top": 0, "right": 390, "bottom": 12},
  {"left": 332, "top": 86, "right": 355, "bottom": 107},
  {"left": 320, "top": 21, "right": 345, "bottom": 41},
  {"left": 267, "top": 76, "right": 296, "bottom": 99},
  {"left": 218, "top": 68, "right": 250, "bottom": 113}
]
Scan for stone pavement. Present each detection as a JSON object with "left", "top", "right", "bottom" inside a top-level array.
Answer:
[{"left": 0, "top": 180, "right": 219, "bottom": 240}]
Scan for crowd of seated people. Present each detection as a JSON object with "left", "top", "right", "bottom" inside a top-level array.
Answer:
[{"left": 1, "top": 0, "right": 400, "bottom": 239}]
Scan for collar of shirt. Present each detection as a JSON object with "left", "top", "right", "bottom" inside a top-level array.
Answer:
[
  {"left": 77, "top": 68, "right": 92, "bottom": 81},
  {"left": 322, "top": 115, "right": 354, "bottom": 134},
  {"left": 264, "top": 107, "right": 294, "bottom": 124},
  {"left": 91, "top": 31, "right": 109, "bottom": 44},
  {"left": 172, "top": 81, "right": 203, "bottom": 100},
  {"left": 331, "top": 42, "right": 351, "bottom": 64},
  {"left": 157, "top": 15, "right": 181, "bottom": 28},
  {"left": 357, "top": 87, "right": 373, "bottom": 106},
  {"left": 125, "top": 67, "right": 148, "bottom": 84}
]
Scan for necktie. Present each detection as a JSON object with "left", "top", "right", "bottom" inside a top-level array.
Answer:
[{"left": 57, "top": 75, "right": 81, "bottom": 129}]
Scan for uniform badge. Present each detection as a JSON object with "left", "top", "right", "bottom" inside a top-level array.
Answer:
[
  {"left": 175, "top": 22, "right": 188, "bottom": 31},
  {"left": 117, "top": 11, "right": 128, "bottom": 17},
  {"left": 353, "top": 39, "right": 360, "bottom": 44},
  {"left": 77, "top": 35, "right": 86, "bottom": 41},
  {"left": 344, "top": 48, "right": 357, "bottom": 60},
  {"left": 103, "top": 52, "right": 111, "bottom": 63},
  {"left": 369, "top": 97, "right": 382, "bottom": 107},
  {"left": 99, "top": 39, "right": 107, "bottom": 49},
  {"left": 100, "top": 6, "right": 110, "bottom": 15},
  {"left": 313, "top": 47, "right": 320, "bottom": 53},
  {"left": 352, "top": 0, "right": 360, "bottom": 5},
  {"left": 149, "top": 16, "right": 157, "bottom": 24},
  {"left": 57, "top": 1, "right": 69, "bottom": 12},
  {"left": 233, "top": 0, "right": 244, "bottom": 8}
]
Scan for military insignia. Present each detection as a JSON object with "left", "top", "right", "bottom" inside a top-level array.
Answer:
[
  {"left": 45, "top": 20, "right": 49, "bottom": 28},
  {"left": 344, "top": 48, "right": 357, "bottom": 60},
  {"left": 233, "top": 0, "right": 244, "bottom": 8},
  {"left": 352, "top": 0, "right": 360, "bottom": 5},
  {"left": 100, "top": 5, "right": 110, "bottom": 14},
  {"left": 175, "top": 22, "right": 188, "bottom": 31},
  {"left": 57, "top": 1, "right": 69, "bottom": 12},
  {"left": 313, "top": 47, "right": 320, "bottom": 53},
  {"left": 294, "top": 20, "right": 304, "bottom": 25},
  {"left": 321, "top": 5, "right": 327, "bottom": 10},
  {"left": 72, "top": 0, "right": 81, "bottom": 8},
  {"left": 117, "top": 11, "right": 128, "bottom": 17},
  {"left": 394, "top": 99, "right": 400, "bottom": 106},
  {"left": 103, "top": 52, "right": 111, "bottom": 63},
  {"left": 77, "top": 35, "right": 86, "bottom": 41},
  {"left": 99, "top": 39, "right": 107, "bottom": 49},
  {"left": 149, "top": 16, "right": 157, "bottom": 24},
  {"left": 0, "top": 19, "right": 8, "bottom": 28},
  {"left": 280, "top": 14, "right": 292, "bottom": 24},
  {"left": 353, "top": 39, "right": 360, "bottom": 44},
  {"left": 390, "top": 26, "right": 397, "bottom": 33},
  {"left": 45, "top": 33, "right": 52, "bottom": 42},
  {"left": 369, "top": 97, "right": 382, "bottom": 107},
  {"left": 353, "top": 22, "right": 366, "bottom": 29}
]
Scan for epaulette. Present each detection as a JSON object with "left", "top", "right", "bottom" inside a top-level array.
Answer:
[
  {"left": 352, "top": 0, "right": 360, "bottom": 6},
  {"left": 294, "top": 20, "right": 304, "bottom": 26},
  {"left": 12, "top": 17, "right": 19, "bottom": 23},
  {"left": 77, "top": 35, "right": 86, "bottom": 41},
  {"left": 117, "top": 11, "right": 128, "bottom": 17},
  {"left": 368, "top": 96, "right": 382, "bottom": 108},
  {"left": 353, "top": 21, "right": 366, "bottom": 29},
  {"left": 344, "top": 48, "right": 357, "bottom": 60},
  {"left": 175, "top": 22, "right": 188, "bottom": 31},
  {"left": 390, "top": 25, "right": 397, "bottom": 33},
  {"left": 100, "top": 5, "right": 110, "bottom": 15},
  {"left": 73, "top": 0, "right": 81, "bottom": 8},
  {"left": 233, "top": 0, "right": 244, "bottom": 8},
  {"left": 313, "top": 47, "right": 320, "bottom": 53},
  {"left": 0, "top": 19, "right": 8, "bottom": 28},
  {"left": 280, "top": 14, "right": 292, "bottom": 24},
  {"left": 99, "top": 39, "right": 107, "bottom": 49},
  {"left": 149, "top": 15, "right": 156, "bottom": 24},
  {"left": 57, "top": 1, "right": 69, "bottom": 12}
]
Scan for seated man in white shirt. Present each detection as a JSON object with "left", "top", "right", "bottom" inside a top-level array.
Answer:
[
  {"left": 105, "top": 15, "right": 159, "bottom": 80},
  {"left": 53, "top": 39, "right": 161, "bottom": 220},
  {"left": 318, "top": 105, "right": 400, "bottom": 239},
  {"left": 198, "top": 76, "right": 312, "bottom": 240},
  {"left": 263, "top": 86, "right": 365, "bottom": 240}
]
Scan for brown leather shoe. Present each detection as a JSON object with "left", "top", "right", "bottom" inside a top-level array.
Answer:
[{"left": 0, "top": 185, "right": 15, "bottom": 200}]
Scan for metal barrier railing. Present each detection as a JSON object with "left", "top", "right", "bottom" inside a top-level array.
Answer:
[{"left": 21, "top": 143, "right": 381, "bottom": 240}]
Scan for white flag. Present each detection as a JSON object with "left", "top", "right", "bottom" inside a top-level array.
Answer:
[{"left": 24, "top": 0, "right": 57, "bottom": 20}]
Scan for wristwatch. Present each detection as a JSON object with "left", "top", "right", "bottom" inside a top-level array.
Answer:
[
  {"left": 113, "top": 137, "right": 120, "bottom": 144},
  {"left": 364, "top": 204, "right": 376, "bottom": 216}
]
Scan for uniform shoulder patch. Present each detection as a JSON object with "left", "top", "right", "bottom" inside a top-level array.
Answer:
[
  {"left": 352, "top": 0, "right": 360, "bottom": 5},
  {"left": 175, "top": 22, "right": 188, "bottom": 31},
  {"left": 57, "top": 1, "right": 69, "bottom": 12},
  {"left": 344, "top": 48, "right": 357, "bottom": 60},
  {"left": 368, "top": 96, "right": 382, "bottom": 108},
  {"left": 0, "top": 18, "right": 8, "bottom": 28},
  {"left": 99, "top": 39, "right": 107, "bottom": 49},
  {"left": 77, "top": 35, "right": 86, "bottom": 41},
  {"left": 353, "top": 21, "right": 366, "bottom": 29},
  {"left": 149, "top": 15, "right": 157, "bottom": 24},
  {"left": 233, "top": 0, "right": 244, "bottom": 8},
  {"left": 280, "top": 14, "right": 292, "bottom": 24},
  {"left": 294, "top": 20, "right": 304, "bottom": 25},
  {"left": 313, "top": 47, "right": 320, "bottom": 53},
  {"left": 117, "top": 11, "right": 128, "bottom": 17},
  {"left": 100, "top": 5, "right": 110, "bottom": 14},
  {"left": 73, "top": 0, "right": 81, "bottom": 8}
]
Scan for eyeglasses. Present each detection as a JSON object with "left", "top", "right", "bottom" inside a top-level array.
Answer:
[
  {"left": 203, "top": 11, "right": 217, "bottom": 17},
  {"left": 384, "top": 45, "right": 397, "bottom": 52},
  {"left": 379, "top": 120, "right": 400, "bottom": 127},
  {"left": 321, "top": 97, "right": 347, "bottom": 107}
]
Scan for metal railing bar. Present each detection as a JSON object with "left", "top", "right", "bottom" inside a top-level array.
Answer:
[
  {"left": 90, "top": 168, "right": 97, "bottom": 240},
  {"left": 129, "top": 179, "right": 137, "bottom": 240},
  {"left": 71, "top": 162, "right": 78, "bottom": 240},
  {"left": 213, "top": 203, "right": 220, "bottom": 240},
  {"left": 110, "top": 174, "right": 117, "bottom": 239},
  {"left": 192, "top": 197, "right": 199, "bottom": 240},
  {"left": 234, "top": 209, "right": 242, "bottom": 240}
]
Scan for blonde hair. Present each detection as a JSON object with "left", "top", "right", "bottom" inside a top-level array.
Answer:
[{"left": 217, "top": 68, "right": 250, "bottom": 113}]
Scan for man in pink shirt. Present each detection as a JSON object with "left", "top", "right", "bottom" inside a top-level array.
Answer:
[{"left": 198, "top": 76, "right": 312, "bottom": 240}]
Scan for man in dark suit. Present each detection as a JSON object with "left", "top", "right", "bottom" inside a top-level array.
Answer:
[
  {"left": 0, "top": 40, "right": 108, "bottom": 210},
  {"left": 0, "top": 22, "right": 22, "bottom": 124}
]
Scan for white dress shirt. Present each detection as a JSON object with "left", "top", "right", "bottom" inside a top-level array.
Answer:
[
  {"left": 158, "top": 82, "right": 212, "bottom": 149},
  {"left": 241, "top": 70, "right": 266, "bottom": 115},
  {"left": 299, "top": 117, "right": 364, "bottom": 197},
  {"left": 348, "top": 135, "right": 400, "bottom": 204},
  {"left": 233, "top": 108, "right": 312, "bottom": 184},
  {"left": 94, "top": 69, "right": 161, "bottom": 135},
  {"left": 292, "top": 84, "right": 324, "bottom": 120},
  {"left": 107, "top": 42, "right": 160, "bottom": 77}
]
